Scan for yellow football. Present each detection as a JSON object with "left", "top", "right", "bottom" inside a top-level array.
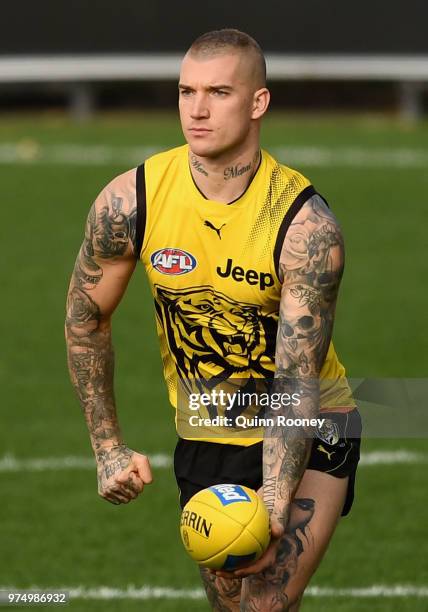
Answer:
[{"left": 180, "top": 484, "right": 271, "bottom": 570}]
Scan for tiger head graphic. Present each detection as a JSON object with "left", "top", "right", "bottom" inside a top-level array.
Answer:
[{"left": 154, "top": 285, "right": 277, "bottom": 381}]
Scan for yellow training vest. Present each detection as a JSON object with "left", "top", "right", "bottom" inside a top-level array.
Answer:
[{"left": 136, "top": 144, "right": 354, "bottom": 444}]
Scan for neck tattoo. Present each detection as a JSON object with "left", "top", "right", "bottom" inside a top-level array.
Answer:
[
  {"left": 190, "top": 154, "right": 208, "bottom": 177},
  {"left": 224, "top": 161, "right": 251, "bottom": 181},
  {"left": 223, "top": 150, "right": 260, "bottom": 182}
]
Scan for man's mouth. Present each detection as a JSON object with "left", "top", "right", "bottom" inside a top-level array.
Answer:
[{"left": 189, "top": 127, "right": 212, "bottom": 133}]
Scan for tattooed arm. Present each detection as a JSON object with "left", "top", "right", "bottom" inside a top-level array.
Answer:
[
  {"left": 226, "top": 194, "right": 344, "bottom": 579},
  {"left": 263, "top": 194, "right": 344, "bottom": 533},
  {"left": 65, "top": 170, "right": 152, "bottom": 505}
]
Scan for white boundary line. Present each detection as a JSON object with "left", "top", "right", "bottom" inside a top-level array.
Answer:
[
  {"left": 1, "top": 584, "right": 427, "bottom": 599},
  {"left": 358, "top": 450, "right": 426, "bottom": 465},
  {"left": 0, "top": 450, "right": 426, "bottom": 473},
  {"left": 0, "top": 453, "right": 171, "bottom": 472},
  {"left": 307, "top": 585, "right": 428, "bottom": 598},
  {"left": 1, "top": 143, "right": 428, "bottom": 168}
]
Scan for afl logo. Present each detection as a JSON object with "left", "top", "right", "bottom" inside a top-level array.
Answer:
[{"left": 151, "top": 248, "right": 197, "bottom": 275}]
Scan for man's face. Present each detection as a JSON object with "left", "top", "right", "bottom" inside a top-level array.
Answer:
[{"left": 178, "top": 52, "right": 259, "bottom": 159}]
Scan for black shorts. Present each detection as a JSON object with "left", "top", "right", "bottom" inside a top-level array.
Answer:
[{"left": 174, "top": 408, "right": 362, "bottom": 517}]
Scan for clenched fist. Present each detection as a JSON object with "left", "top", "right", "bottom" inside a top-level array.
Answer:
[{"left": 95, "top": 445, "right": 153, "bottom": 505}]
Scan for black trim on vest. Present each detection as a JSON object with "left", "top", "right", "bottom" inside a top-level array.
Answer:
[
  {"left": 135, "top": 163, "right": 146, "bottom": 259},
  {"left": 273, "top": 184, "right": 317, "bottom": 280}
]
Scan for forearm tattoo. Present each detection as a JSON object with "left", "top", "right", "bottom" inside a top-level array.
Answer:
[
  {"left": 65, "top": 193, "right": 137, "bottom": 452},
  {"left": 264, "top": 195, "right": 344, "bottom": 526}
]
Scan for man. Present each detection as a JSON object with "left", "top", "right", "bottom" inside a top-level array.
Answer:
[{"left": 65, "top": 29, "right": 361, "bottom": 611}]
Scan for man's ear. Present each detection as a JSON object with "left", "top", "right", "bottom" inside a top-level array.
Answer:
[{"left": 251, "top": 88, "right": 270, "bottom": 119}]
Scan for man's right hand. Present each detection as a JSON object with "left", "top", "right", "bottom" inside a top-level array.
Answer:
[{"left": 95, "top": 445, "right": 153, "bottom": 505}]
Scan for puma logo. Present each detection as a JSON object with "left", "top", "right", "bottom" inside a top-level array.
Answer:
[
  {"left": 204, "top": 220, "right": 226, "bottom": 239},
  {"left": 317, "top": 445, "right": 335, "bottom": 461}
]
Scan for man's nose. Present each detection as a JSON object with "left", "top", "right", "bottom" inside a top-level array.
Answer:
[{"left": 190, "top": 94, "right": 210, "bottom": 119}]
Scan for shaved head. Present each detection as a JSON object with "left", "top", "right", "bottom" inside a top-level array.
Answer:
[{"left": 187, "top": 28, "right": 266, "bottom": 89}]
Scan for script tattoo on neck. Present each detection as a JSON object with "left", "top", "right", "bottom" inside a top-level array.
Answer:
[
  {"left": 224, "top": 160, "right": 252, "bottom": 181},
  {"left": 223, "top": 151, "right": 260, "bottom": 181},
  {"left": 190, "top": 154, "right": 208, "bottom": 176}
]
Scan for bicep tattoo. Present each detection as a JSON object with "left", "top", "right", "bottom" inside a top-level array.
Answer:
[
  {"left": 277, "top": 194, "right": 344, "bottom": 375},
  {"left": 73, "top": 194, "right": 137, "bottom": 293},
  {"left": 94, "top": 196, "right": 136, "bottom": 258}
]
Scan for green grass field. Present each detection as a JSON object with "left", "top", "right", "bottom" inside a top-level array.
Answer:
[{"left": 0, "top": 112, "right": 427, "bottom": 611}]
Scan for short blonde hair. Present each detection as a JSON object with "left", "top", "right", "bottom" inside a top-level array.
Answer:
[{"left": 188, "top": 28, "right": 266, "bottom": 87}]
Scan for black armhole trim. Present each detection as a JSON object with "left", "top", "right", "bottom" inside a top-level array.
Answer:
[
  {"left": 273, "top": 184, "right": 317, "bottom": 279},
  {"left": 135, "top": 163, "right": 146, "bottom": 259}
]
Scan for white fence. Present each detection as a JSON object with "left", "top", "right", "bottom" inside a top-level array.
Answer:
[{"left": 1, "top": 54, "right": 427, "bottom": 119}]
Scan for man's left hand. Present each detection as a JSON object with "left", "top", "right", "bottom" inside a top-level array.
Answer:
[{"left": 212, "top": 520, "right": 285, "bottom": 579}]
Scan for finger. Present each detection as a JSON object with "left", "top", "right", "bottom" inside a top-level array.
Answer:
[
  {"left": 127, "top": 471, "right": 144, "bottom": 491},
  {"left": 101, "top": 490, "right": 127, "bottom": 505},
  {"left": 115, "top": 474, "right": 142, "bottom": 496},
  {"left": 270, "top": 520, "right": 285, "bottom": 540},
  {"left": 129, "top": 472, "right": 144, "bottom": 492},
  {"left": 99, "top": 484, "right": 119, "bottom": 503},
  {"left": 109, "top": 491, "right": 131, "bottom": 504},
  {"left": 116, "top": 487, "right": 138, "bottom": 501},
  {"left": 134, "top": 455, "right": 153, "bottom": 484},
  {"left": 116, "top": 471, "right": 144, "bottom": 493},
  {"left": 234, "top": 559, "right": 266, "bottom": 577},
  {"left": 212, "top": 539, "right": 276, "bottom": 578},
  {"left": 117, "top": 486, "right": 138, "bottom": 500},
  {"left": 214, "top": 570, "right": 242, "bottom": 579},
  {"left": 115, "top": 455, "right": 152, "bottom": 485},
  {"left": 234, "top": 548, "right": 276, "bottom": 577},
  {"left": 235, "top": 565, "right": 259, "bottom": 577},
  {"left": 215, "top": 555, "right": 264, "bottom": 579},
  {"left": 107, "top": 485, "right": 134, "bottom": 504},
  {"left": 115, "top": 469, "right": 135, "bottom": 484},
  {"left": 214, "top": 571, "right": 239, "bottom": 580}
]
